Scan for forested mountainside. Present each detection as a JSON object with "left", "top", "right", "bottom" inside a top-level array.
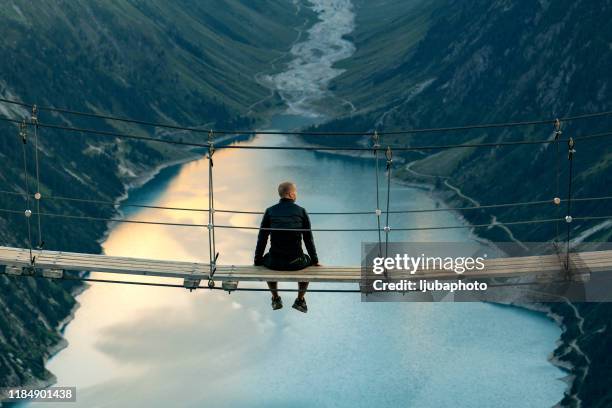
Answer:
[
  {"left": 319, "top": 0, "right": 611, "bottom": 244},
  {"left": 0, "top": 0, "right": 311, "bottom": 389},
  {"left": 312, "top": 1, "right": 612, "bottom": 406}
]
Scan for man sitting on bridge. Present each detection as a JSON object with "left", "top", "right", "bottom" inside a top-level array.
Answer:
[{"left": 254, "top": 181, "right": 320, "bottom": 313}]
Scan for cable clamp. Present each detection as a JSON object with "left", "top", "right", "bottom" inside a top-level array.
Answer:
[
  {"left": 383, "top": 225, "right": 391, "bottom": 233},
  {"left": 375, "top": 209, "right": 382, "bottom": 216},
  {"left": 183, "top": 277, "right": 200, "bottom": 291},
  {"left": 27, "top": 255, "right": 36, "bottom": 267},
  {"left": 24, "top": 209, "right": 32, "bottom": 218},
  {"left": 31, "top": 104, "right": 38, "bottom": 125},
  {"left": 34, "top": 192, "right": 41, "bottom": 200},
  {"left": 43, "top": 268, "right": 63, "bottom": 279},
  {"left": 553, "top": 118, "right": 562, "bottom": 139},
  {"left": 208, "top": 252, "right": 219, "bottom": 288},
  {"left": 567, "top": 137, "right": 576, "bottom": 159},
  {"left": 372, "top": 131, "right": 380, "bottom": 150},
  {"left": 222, "top": 280, "right": 239, "bottom": 293},
  {"left": 565, "top": 215, "right": 573, "bottom": 223},
  {"left": 385, "top": 146, "right": 393, "bottom": 169},
  {"left": 207, "top": 129, "right": 215, "bottom": 158},
  {"left": 207, "top": 223, "right": 213, "bottom": 230},
  {"left": 19, "top": 120, "right": 27, "bottom": 144}
]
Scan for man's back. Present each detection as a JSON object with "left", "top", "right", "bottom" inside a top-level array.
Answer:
[{"left": 254, "top": 197, "right": 318, "bottom": 265}]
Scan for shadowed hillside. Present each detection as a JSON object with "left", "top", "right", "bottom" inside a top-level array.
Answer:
[
  {"left": 0, "top": 0, "right": 312, "bottom": 388},
  {"left": 310, "top": 1, "right": 612, "bottom": 406}
]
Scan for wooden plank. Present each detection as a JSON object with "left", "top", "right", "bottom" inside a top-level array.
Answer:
[
  {"left": 36, "top": 254, "right": 203, "bottom": 271},
  {"left": 27, "top": 255, "right": 201, "bottom": 269},
  {"left": 1, "top": 246, "right": 611, "bottom": 284},
  {"left": 0, "top": 246, "right": 195, "bottom": 266},
  {"left": 0, "top": 247, "right": 207, "bottom": 270},
  {"left": 5, "top": 256, "right": 205, "bottom": 276},
  {"left": 210, "top": 255, "right": 604, "bottom": 282},
  {"left": 0, "top": 246, "right": 207, "bottom": 279},
  {"left": 31, "top": 258, "right": 205, "bottom": 274}
]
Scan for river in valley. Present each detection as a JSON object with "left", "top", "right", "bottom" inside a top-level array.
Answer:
[
  {"left": 36, "top": 1, "right": 566, "bottom": 406},
  {"left": 262, "top": 0, "right": 356, "bottom": 117}
]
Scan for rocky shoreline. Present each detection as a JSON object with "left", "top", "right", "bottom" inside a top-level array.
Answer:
[{"left": 394, "top": 159, "right": 588, "bottom": 407}]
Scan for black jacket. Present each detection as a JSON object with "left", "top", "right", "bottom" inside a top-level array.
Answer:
[{"left": 254, "top": 198, "right": 318, "bottom": 265}]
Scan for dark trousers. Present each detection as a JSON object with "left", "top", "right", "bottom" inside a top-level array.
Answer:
[{"left": 262, "top": 253, "right": 312, "bottom": 271}]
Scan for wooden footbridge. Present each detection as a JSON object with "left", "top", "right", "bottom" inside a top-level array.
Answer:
[
  {"left": 0, "top": 98, "right": 611, "bottom": 294},
  {"left": 2, "top": 245, "right": 612, "bottom": 292}
]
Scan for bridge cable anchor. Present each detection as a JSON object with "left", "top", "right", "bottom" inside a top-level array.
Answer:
[{"left": 208, "top": 252, "right": 219, "bottom": 289}]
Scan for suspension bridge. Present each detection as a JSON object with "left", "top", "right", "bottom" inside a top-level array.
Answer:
[{"left": 0, "top": 97, "right": 611, "bottom": 294}]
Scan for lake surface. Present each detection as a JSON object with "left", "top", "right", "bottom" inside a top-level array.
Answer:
[{"left": 39, "top": 134, "right": 566, "bottom": 407}]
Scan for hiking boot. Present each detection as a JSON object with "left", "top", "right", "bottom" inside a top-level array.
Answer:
[
  {"left": 271, "top": 296, "right": 283, "bottom": 310},
  {"left": 292, "top": 298, "right": 308, "bottom": 313}
]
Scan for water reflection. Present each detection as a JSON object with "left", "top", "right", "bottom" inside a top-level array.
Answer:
[{"left": 40, "top": 135, "right": 565, "bottom": 407}]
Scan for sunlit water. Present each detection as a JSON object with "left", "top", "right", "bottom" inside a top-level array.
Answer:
[{"left": 38, "top": 134, "right": 566, "bottom": 407}]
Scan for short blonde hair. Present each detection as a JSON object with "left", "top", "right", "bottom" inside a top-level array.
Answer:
[{"left": 278, "top": 181, "right": 296, "bottom": 197}]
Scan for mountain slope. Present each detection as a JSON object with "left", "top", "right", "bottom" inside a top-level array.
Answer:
[
  {"left": 0, "top": 0, "right": 311, "bottom": 389},
  {"left": 331, "top": 0, "right": 443, "bottom": 113},
  {"left": 316, "top": 0, "right": 612, "bottom": 243},
  {"left": 2, "top": 0, "right": 311, "bottom": 117},
  {"left": 311, "top": 1, "right": 612, "bottom": 406}
]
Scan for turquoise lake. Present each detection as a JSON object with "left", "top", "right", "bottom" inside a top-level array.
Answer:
[{"left": 37, "top": 133, "right": 566, "bottom": 407}]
